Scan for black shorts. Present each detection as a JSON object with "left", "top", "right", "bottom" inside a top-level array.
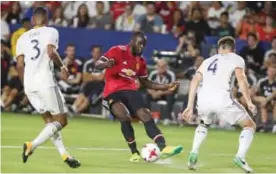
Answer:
[
  {"left": 81, "top": 82, "right": 104, "bottom": 97},
  {"left": 8, "top": 77, "right": 23, "bottom": 91},
  {"left": 103, "top": 90, "right": 147, "bottom": 117}
]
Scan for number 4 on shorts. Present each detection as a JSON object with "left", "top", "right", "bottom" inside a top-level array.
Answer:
[{"left": 207, "top": 59, "right": 218, "bottom": 74}]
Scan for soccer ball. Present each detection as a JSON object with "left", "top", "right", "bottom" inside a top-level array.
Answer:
[{"left": 141, "top": 143, "right": 161, "bottom": 162}]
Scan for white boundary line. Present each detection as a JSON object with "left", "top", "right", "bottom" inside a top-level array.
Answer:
[{"left": 1, "top": 145, "right": 275, "bottom": 160}]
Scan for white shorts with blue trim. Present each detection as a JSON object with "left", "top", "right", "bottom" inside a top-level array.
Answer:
[{"left": 25, "top": 86, "right": 67, "bottom": 115}]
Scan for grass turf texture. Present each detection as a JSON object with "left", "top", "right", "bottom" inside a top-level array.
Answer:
[{"left": 1, "top": 113, "right": 276, "bottom": 173}]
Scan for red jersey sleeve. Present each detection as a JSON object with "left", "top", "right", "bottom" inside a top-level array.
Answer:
[
  {"left": 102, "top": 46, "right": 120, "bottom": 61},
  {"left": 137, "top": 58, "right": 148, "bottom": 78}
]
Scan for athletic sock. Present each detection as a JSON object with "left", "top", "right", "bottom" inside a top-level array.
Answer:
[
  {"left": 191, "top": 124, "right": 208, "bottom": 154},
  {"left": 120, "top": 121, "right": 139, "bottom": 154},
  {"left": 50, "top": 130, "right": 69, "bottom": 158},
  {"left": 32, "top": 121, "right": 62, "bottom": 150},
  {"left": 143, "top": 119, "right": 166, "bottom": 151},
  {"left": 236, "top": 127, "right": 254, "bottom": 159}
]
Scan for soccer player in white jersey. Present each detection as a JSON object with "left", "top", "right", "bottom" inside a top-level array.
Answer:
[
  {"left": 182, "top": 36, "right": 257, "bottom": 173},
  {"left": 16, "top": 7, "right": 80, "bottom": 168}
]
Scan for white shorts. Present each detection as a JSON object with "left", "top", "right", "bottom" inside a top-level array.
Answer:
[
  {"left": 197, "top": 98, "right": 251, "bottom": 126},
  {"left": 25, "top": 86, "right": 67, "bottom": 115}
]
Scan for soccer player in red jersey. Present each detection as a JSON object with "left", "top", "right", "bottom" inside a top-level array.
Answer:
[{"left": 95, "top": 31, "right": 183, "bottom": 162}]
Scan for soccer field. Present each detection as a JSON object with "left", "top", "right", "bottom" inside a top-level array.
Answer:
[{"left": 1, "top": 113, "right": 276, "bottom": 173}]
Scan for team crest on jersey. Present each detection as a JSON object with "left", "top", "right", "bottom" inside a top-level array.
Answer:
[
  {"left": 71, "top": 68, "right": 76, "bottom": 73},
  {"left": 121, "top": 68, "right": 136, "bottom": 76}
]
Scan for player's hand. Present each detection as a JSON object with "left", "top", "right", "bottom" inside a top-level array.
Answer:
[
  {"left": 167, "top": 81, "right": 180, "bottom": 91},
  {"left": 60, "top": 66, "right": 69, "bottom": 80},
  {"left": 181, "top": 107, "right": 193, "bottom": 121},
  {"left": 105, "top": 59, "right": 115, "bottom": 68},
  {"left": 247, "top": 102, "right": 257, "bottom": 116}
]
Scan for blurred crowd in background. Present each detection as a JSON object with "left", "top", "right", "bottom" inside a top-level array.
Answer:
[{"left": 1, "top": 1, "right": 276, "bottom": 133}]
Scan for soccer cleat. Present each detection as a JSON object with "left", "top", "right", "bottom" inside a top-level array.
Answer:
[
  {"left": 233, "top": 157, "right": 253, "bottom": 173},
  {"left": 188, "top": 152, "right": 198, "bottom": 170},
  {"left": 130, "top": 153, "right": 141, "bottom": 162},
  {"left": 63, "top": 155, "right": 81, "bottom": 168},
  {"left": 160, "top": 145, "right": 183, "bottom": 159},
  {"left": 22, "top": 142, "right": 33, "bottom": 163}
]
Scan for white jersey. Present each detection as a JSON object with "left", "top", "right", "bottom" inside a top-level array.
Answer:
[
  {"left": 16, "top": 26, "right": 59, "bottom": 92},
  {"left": 197, "top": 53, "right": 245, "bottom": 107}
]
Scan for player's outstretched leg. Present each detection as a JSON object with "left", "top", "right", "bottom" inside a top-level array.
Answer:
[
  {"left": 136, "top": 108, "right": 183, "bottom": 159},
  {"left": 188, "top": 120, "right": 209, "bottom": 170},
  {"left": 111, "top": 102, "right": 141, "bottom": 162},
  {"left": 234, "top": 118, "right": 256, "bottom": 173}
]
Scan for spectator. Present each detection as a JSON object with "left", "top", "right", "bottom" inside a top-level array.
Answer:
[
  {"left": 1, "top": 41, "right": 23, "bottom": 111},
  {"left": 69, "top": 46, "right": 104, "bottom": 114},
  {"left": 263, "top": 53, "right": 276, "bottom": 74},
  {"left": 229, "top": 1, "right": 247, "bottom": 28},
  {"left": 171, "top": 9, "right": 186, "bottom": 38},
  {"left": 49, "top": 6, "right": 68, "bottom": 27},
  {"left": 215, "top": 12, "right": 235, "bottom": 38},
  {"left": 256, "top": 1, "right": 276, "bottom": 25},
  {"left": 110, "top": 1, "right": 129, "bottom": 21},
  {"left": 71, "top": 3, "right": 91, "bottom": 28},
  {"left": 186, "top": 7, "right": 210, "bottom": 45},
  {"left": 264, "top": 37, "right": 276, "bottom": 62},
  {"left": 90, "top": 1, "right": 112, "bottom": 30},
  {"left": 23, "top": 2, "right": 50, "bottom": 19},
  {"left": 132, "top": 2, "right": 147, "bottom": 17},
  {"left": 240, "top": 32, "right": 265, "bottom": 74},
  {"left": 1, "top": 11, "right": 10, "bottom": 42},
  {"left": 176, "top": 56, "right": 204, "bottom": 80},
  {"left": 58, "top": 44, "right": 82, "bottom": 93},
  {"left": 63, "top": 1, "right": 110, "bottom": 20},
  {"left": 115, "top": 4, "right": 136, "bottom": 32},
  {"left": 135, "top": 2, "right": 164, "bottom": 33},
  {"left": 155, "top": 2, "right": 177, "bottom": 32},
  {"left": 6, "top": 2, "right": 21, "bottom": 24},
  {"left": 146, "top": 59, "right": 177, "bottom": 124},
  {"left": 256, "top": 15, "right": 276, "bottom": 42},
  {"left": 207, "top": 2, "right": 226, "bottom": 32},
  {"left": 176, "top": 31, "right": 200, "bottom": 59},
  {"left": 10, "top": 18, "right": 31, "bottom": 57},
  {"left": 252, "top": 65, "right": 276, "bottom": 133},
  {"left": 236, "top": 9, "right": 258, "bottom": 40}
]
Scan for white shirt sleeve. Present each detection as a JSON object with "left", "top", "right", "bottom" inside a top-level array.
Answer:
[
  {"left": 47, "top": 28, "right": 59, "bottom": 49},
  {"left": 234, "top": 56, "right": 245, "bottom": 69},
  {"left": 16, "top": 36, "right": 24, "bottom": 57}
]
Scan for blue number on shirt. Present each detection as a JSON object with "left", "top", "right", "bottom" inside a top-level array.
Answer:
[
  {"left": 31, "top": 39, "right": 40, "bottom": 60},
  {"left": 207, "top": 59, "right": 218, "bottom": 74}
]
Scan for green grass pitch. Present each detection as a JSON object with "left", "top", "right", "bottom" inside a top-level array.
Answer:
[{"left": 1, "top": 113, "right": 276, "bottom": 173}]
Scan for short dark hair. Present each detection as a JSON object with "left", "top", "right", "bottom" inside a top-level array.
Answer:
[
  {"left": 132, "top": 31, "right": 146, "bottom": 40},
  {"left": 269, "top": 53, "right": 276, "bottom": 58},
  {"left": 247, "top": 32, "right": 257, "bottom": 41},
  {"left": 217, "top": 36, "right": 236, "bottom": 50},
  {"left": 221, "top": 11, "right": 229, "bottom": 18},
  {"left": 91, "top": 45, "right": 102, "bottom": 51},
  {"left": 66, "top": 44, "right": 75, "bottom": 49},
  {"left": 146, "top": 1, "right": 156, "bottom": 6},
  {"left": 96, "top": 1, "right": 104, "bottom": 5},
  {"left": 33, "top": 7, "right": 48, "bottom": 16}
]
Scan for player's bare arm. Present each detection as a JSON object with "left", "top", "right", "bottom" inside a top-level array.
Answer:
[
  {"left": 95, "top": 56, "right": 115, "bottom": 70},
  {"left": 138, "top": 77, "right": 179, "bottom": 91},
  {"left": 47, "top": 45, "right": 69, "bottom": 80},
  {"left": 83, "top": 72, "right": 104, "bottom": 83},
  {"left": 182, "top": 71, "right": 202, "bottom": 121},
  {"left": 16, "top": 55, "right": 25, "bottom": 83},
  {"left": 235, "top": 67, "right": 257, "bottom": 115}
]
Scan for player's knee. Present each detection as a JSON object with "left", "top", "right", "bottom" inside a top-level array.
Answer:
[
  {"left": 136, "top": 108, "right": 151, "bottom": 123},
  {"left": 52, "top": 113, "right": 68, "bottom": 128},
  {"left": 242, "top": 118, "right": 256, "bottom": 131},
  {"left": 200, "top": 120, "right": 211, "bottom": 128},
  {"left": 10, "top": 89, "right": 18, "bottom": 97}
]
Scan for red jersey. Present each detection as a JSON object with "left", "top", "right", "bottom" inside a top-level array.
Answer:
[{"left": 102, "top": 45, "right": 148, "bottom": 97}]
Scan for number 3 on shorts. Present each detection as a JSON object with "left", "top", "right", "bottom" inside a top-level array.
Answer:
[{"left": 207, "top": 59, "right": 218, "bottom": 74}]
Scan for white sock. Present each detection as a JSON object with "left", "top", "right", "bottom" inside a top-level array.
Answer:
[
  {"left": 51, "top": 131, "right": 69, "bottom": 157},
  {"left": 236, "top": 128, "right": 254, "bottom": 159},
  {"left": 191, "top": 124, "right": 208, "bottom": 154},
  {"left": 32, "top": 121, "right": 62, "bottom": 149},
  {"left": 72, "top": 105, "right": 78, "bottom": 113}
]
